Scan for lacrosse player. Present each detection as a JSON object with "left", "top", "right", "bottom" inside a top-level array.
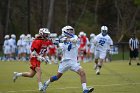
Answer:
[
  {"left": 13, "top": 28, "right": 52, "bottom": 91},
  {"left": 94, "top": 26, "right": 113, "bottom": 75},
  {"left": 42, "top": 26, "right": 94, "bottom": 93}
]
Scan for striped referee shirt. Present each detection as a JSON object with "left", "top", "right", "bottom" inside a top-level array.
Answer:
[{"left": 129, "top": 38, "right": 139, "bottom": 50}]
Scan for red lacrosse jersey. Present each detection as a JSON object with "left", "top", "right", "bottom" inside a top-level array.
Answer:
[{"left": 30, "top": 38, "right": 52, "bottom": 70}]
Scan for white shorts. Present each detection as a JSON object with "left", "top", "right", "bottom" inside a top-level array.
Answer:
[
  {"left": 94, "top": 50, "right": 106, "bottom": 59},
  {"left": 18, "top": 47, "right": 26, "bottom": 54},
  {"left": 58, "top": 59, "right": 82, "bottom": 73},
  {"left": 26, "top": 46, "right": 31, "bottom": 54},
  {"left": 10, "top": 46, "right": 16, "bottom": 53},
  {"left": 4, "top": 46, "right": 11, "bottom": 54}
]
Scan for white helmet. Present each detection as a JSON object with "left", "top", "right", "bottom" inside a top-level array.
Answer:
[
  {"left": 20, "top": 34, "right": 25, "bottom": 39},
  {"left": 39, "top": 28, "right": 50, "bottom": 38},
  {"left": 11, "top": 34, "right": 16, "bottom": 39},
  {"left": 61, "top": 25, "right": 74, "bottom": 37},
  {"left": 90, "top": 33, "right": 95, "bottom": 38},
  {"left": 101, "top": 26, "right": 108, "bottom": 36},
  {"left": 79, "top": 31, "right": 85, "bottom": 36},
  {"left": 4, "top": 35, "right": 10, "bottom": 39},
  {"left": 26, "top": 34, "right": 31, "bottom": 38}
]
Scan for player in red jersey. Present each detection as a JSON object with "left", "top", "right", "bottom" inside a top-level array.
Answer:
[
  {"left": 78, "top": 32, "right": 87, "bottom": 62},
  {"left": 48, "top": 44, "right": 57, "bottom": 64},
  {"left": 13, "top": 28, "right": 52, "bottom": 91}
]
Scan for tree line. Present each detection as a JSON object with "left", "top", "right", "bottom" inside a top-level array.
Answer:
[{"left": 0, "top": 0, "right": 140, "bottom": 45}]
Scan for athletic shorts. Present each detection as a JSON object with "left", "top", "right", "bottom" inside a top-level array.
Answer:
[
  {"left": 30, "top": 58, "right": 41, "bottom": 71},
  {"left": 94, "top": 50, "right": 106, "bottom": 59},
  {"left": 58, "top": 59, "right": 82, "bottom": 73},
  {"left": 130, "top": 49, "right": 139, "bottom": 58}
]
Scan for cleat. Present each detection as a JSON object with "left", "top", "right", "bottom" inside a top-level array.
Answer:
[
  {"left": 83, "top": 87, "right": 94, "bottom": 93},
  {"left": 39, "top": 87, "right": 43, "bottom": 91},
  {"left": 42, "top": 82, "right": 49, "bottom": 93},
  {"left": 39, "top": 84, "right": 43, "bottom": 91},
  {"left": 13, "top": 72, "right": 18, "bottom": 82},
  {"left": 129, "top": 62, "right": 131, "bottom": 65},
  {"left": 96, "top": 68, "right": 100, "bottom": 75},
  {"left": 96, "top": 72, "right": 100, "bottom": 75}
]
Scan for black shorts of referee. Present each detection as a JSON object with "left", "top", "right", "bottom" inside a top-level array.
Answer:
[{"left": 130, "top": 49, "right": 139, "bottom": 58}]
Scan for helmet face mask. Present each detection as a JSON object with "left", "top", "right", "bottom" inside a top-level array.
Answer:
[
  {"left": 66, "top": 28, "right": 74, "bottom": 35},
  {"left": 39, "top": 28, "right": 50, "bottom": 39},
  {"left": 101, "top": 26, "right": 108, "bottom": 36},
  {"left": 62, "top": 26, "right": 74, "bottom": 37}
]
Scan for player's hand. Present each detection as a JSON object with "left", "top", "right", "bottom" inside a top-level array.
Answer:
[
  {"left": 37, "top": 55, "right": 46, "bottom": 62},
  {"left": 70, "top": 38, "right": 77, "bottom": 43},
  {"left": 44, "top": 56, "right": 51, "bottom": 64}
]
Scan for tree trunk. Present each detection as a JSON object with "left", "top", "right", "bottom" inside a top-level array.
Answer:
[
  {"left": 5, "top": 0, "right": 10, "bottom": 35},
  {"left": 47, "top": 0, "right": 55, "bottom": 30},
  {"left": 27, "top": 0, "right": 30, "bottom": 34},
  {"left": 65, "top": 0, "right": 69, "bottom": 24},
  {"left": 94, "top": 0, "right": 99, "bottom": 24}
]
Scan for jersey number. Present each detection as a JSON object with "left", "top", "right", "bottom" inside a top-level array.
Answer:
[
  {"left": 99, "top": 40, "right": 105, "bottom": 46},
  {"left": 39, "top": 49, "right": 47, "bottom": 55}
]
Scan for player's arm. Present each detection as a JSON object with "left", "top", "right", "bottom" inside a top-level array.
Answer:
[
  {"left": 30, "top": 40, "right": 46, "bottom": 62},
  {"left": 129, "top": 39, "right": 133, "bottom": 51}
]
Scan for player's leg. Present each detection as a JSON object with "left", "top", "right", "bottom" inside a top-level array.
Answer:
[
  {"left": 134, "top": 49, "right": 140, "bottom": 66},
  {"left": 96, "top": 58, "right": 103, "bottom": 75},
  {"left": 70, "top": 62, "right": 94, "bottom": 93},
  {"left": 95, "top": 52, "right": 106, "bottom": 75},
  {"left": 94, "top": 50, "right": 99, "bottom": 70},
  {"left": 13, "top": 69, "right": 36, "bottom": 82},
  {"left": 35, "top": 67, "right": 44, "bottom": 91},
  {"left": 129, "top": 50, "right": 133, "bottom": 65},
  {"left": 42, "top": 72, "right": 63, "bottom": 93},
  {"left": 42, "top": 61, "right": 68, "bottom": 92},
  {"left": 76, "top": 68, "right": 94, "bottom": 93}
]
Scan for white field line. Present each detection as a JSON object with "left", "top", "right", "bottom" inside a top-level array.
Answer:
[{"left": 2, "top": 82, "right": 140, "bottom": 93}]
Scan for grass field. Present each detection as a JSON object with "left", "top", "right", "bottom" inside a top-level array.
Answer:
[{"left": 0, "top": 60, "right": 140, "bottom": 93}]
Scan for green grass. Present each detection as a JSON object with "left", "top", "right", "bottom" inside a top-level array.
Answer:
[{"left": 0, "top": 60, "right": 140, "bottom": 93}]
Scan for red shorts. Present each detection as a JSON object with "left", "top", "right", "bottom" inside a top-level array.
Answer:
[{"left": 30, "top": 58, "right": 41, "bottom": 71}]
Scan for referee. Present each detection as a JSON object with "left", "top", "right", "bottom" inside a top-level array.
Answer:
[{"left": 129, "top": 33, "right": 140, "bottom": 65}]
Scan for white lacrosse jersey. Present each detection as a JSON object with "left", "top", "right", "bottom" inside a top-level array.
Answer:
[
  {"left": 94, "top": 33, "right": 113, "bottom": 52},
  {"left": 59, "top": 35, "right": 78, "bottom": 62}
]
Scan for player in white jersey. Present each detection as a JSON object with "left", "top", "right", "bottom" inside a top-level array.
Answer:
[
  {"left": 94, "top": 26, "right": 113, "bottom": 75},
  {"left": 3, "top": 35, "right": 11, "bottom": 61},
  {"left": 25, "top": 34, "right": 32, "bottom": 60},
  {"left": 89, "top": 33, "right": 96, "bottom": 61},
  {"left": 42, "top": 26, "right": 94, "bottom": 93},
  {"left": 17, "top": 34, "right": 27, "bottom": 61},
  {"left": 9, "top": 34, "right": 17, "bottom": 60}
]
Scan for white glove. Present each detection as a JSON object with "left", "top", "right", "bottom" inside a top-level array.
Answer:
[
  {"left": 30, "top": 50, "right": 37, "bottom": 58},
  {"left": 70, "top": 38, "right": 77, "bottom": 43},
  {"left": 45, "top": 56, "right": 51, "bottom": 64},
  {"left": 61, "top": 37, "right": 67, "bottom": 42},
  {"left": 37, "top": 55, "right": 46, "bottom": 62}
]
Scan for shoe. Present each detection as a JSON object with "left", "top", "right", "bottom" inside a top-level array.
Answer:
[
  {"left": 39, "top": 83, "right": 43, "bottom": 91},
  {"left": 137, "top": 63, "right": 140, "bottom": 66},
  {"left": 83, "top": 87, "right": 94, "bottom": 93},
  {"left": 96, "top": 72, "right": 100, "bottom": 75},
  {"left": 129, "top": 62, "right": 131, "bottom": 65},
  {"left": 13, "top": 72, "right": 18, "bottom": 82},
  {"left": 42, "top": 82, "right": 49, "bottom": 93},
  {"left": 39, "top": 86, "right": 43, "bottom": 91},
  {"left": 96, "top": 68, "right": 100, "bottom": 75}
]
